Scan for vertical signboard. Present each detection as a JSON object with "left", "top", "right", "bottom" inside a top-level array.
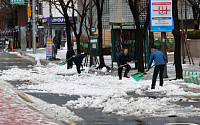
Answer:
[
  {"left": 150, "top": 0, "right": 173, "bottom": 32},
  {"left": 20, "top": 27, "right": 26, "bottom": 51},
  {"left": 10, "top": 0, "right": 25, "bottom": 4},
  {"left": 46, "top": 36, "right": 52, "bottom": 59}
]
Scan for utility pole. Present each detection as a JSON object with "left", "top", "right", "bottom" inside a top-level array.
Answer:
[
  {"left": 89, "top": 0, "right": 93, "bottom": 66},
  {"left": 32, "top": 0, "right": 36, "bottom": 54},
  {"left": 185, "top": 0, "right": 187, "bottom": 32},
  {"left": 49, "top": 0, "right": 52, "bottom": 36},
  {"left": 181, "top": 0, "right": 185, "bottom": 64},
  {"left": 28, "top": 0, "right": 31, "bottom": 49},
  {"left": 161, "top": 32, "right": 168, "bottom": 78}
]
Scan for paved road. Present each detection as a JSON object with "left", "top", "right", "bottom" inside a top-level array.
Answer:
[{"left": 0, "top": 49, "right": 35, "bottom": 70}]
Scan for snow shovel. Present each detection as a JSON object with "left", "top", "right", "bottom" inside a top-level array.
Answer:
[
  {"left": 58, "top": 56, "right": 73, "bottom": 66},
  {"left": 131, "top": 65, "right": 154, "bottom": 82},
  {"left": 131, "top": 72, "right": 144, "bottom": 82}
]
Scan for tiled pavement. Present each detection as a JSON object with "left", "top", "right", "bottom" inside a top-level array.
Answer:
[{"left": 0, "top": 91, "right": 57, "bottom": 125}]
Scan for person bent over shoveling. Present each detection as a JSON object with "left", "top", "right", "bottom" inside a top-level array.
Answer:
[
  {"left": 73, "top": 53, "right": 87, "bottom": 74},
  {"left": 146, "top": 45, "right": 166, "bottom": 89},
  {"left": 117, "top": 49, "right": 131, "bottom": 80}
]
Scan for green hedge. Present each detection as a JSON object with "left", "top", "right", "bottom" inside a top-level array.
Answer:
[{"left": 186, "top": 30, "right": 200, "bottom": 39}]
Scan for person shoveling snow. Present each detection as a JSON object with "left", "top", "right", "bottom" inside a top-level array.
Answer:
[
  {"left": 73, "top": 52, "right": 87, "bottom": 74},
  {"left": 144, "top": 45, "right": 166, "bottom": 89},
  {"left": 117, "top": 49, "right": 132, "bottom": 80}
]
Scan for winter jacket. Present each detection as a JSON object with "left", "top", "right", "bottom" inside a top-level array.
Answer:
[
  {"left": 117, "top": 52, "right": 131, "bottom": 65},
  {"left": 73, "top": 54, "right": 85, "bottom": 64},
  {"left": 147, "top": 50, "right": 166, "bottom": 71},
  {"left": 66, "top": 50, "right": 75, "bottom": 60}
]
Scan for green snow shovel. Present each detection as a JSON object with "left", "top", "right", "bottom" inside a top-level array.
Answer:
[
  {"left": 58, "top": 62, "right": 67, "bottom": 66},
  {"left": 131, "top": 65, "right": 154, "bottom": 82},
  {"left": 131, "top": 72, "right": 144, "bottom": 82}
]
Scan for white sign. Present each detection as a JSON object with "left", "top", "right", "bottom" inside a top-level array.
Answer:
[{"left": 150, "top": 0, "right": 173, "bottom": 32}]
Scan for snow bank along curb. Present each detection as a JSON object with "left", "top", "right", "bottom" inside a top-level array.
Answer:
[{"left": 183, "top": 71, "right": 200, "bottom": 85}]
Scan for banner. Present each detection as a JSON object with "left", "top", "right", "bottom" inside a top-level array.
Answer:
[
  {"left": 46, "top": 36, "right": 52, "bottom": 59},
  {"left": 150, "top": 0, "right": 174, "bottom": 32}
]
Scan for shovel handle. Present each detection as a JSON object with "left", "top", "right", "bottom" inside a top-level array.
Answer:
[
  {"left": 65, "top": 56, "right": 73, "bottom": 62},
  {"left": 113, "top": 63, "right": 129, "bottom": 70}
]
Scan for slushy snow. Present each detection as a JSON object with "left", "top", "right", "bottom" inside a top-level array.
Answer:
[{"left": 1, "top": 62, "right": 200, "bottom": 118}]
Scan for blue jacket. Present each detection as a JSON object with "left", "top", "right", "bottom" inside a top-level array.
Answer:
[{"left": 147, "top": 50, "right": 166, "bottom": 71}]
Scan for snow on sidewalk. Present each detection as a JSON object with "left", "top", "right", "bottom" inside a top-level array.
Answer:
[
  {"left": 1, "top": 63, "right": 200, "bottom": 118},
  {"left": 0, "top": 91, "right": 57, "bottom": 124}
]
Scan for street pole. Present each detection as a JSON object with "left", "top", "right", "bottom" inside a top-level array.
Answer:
[
  {"left": 49, "top": 0, "right": 52, "bottom": 36},
  {"left": 28, "top": 0, "right": 31, "bottom": 49},
  {"left": 32, "top": 0, "right": 36, "bottom": 54},
  {"left": 89, "top": 0, "right": 93, "bottom": 66},
  {"left": 181, "top": 0, "right": 185, "bottom": 64},
  {"left": 185, "top": 0, "right": 187, "bottom": 32},
  {"left": 161, "top": 32, "right": 168, "bottom": 78}
]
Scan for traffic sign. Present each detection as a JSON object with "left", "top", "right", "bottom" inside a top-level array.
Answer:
[
  {"left": 91, "top": 27, "right": 96, "bottom": 33},
  {"left": 10, "top": 0, "right": 25, "bottom": 4}
]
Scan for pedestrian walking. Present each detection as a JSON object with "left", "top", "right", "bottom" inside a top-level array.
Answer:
[
  {"left": 4, "top": 36, "right": 9, "bottom": 52},
  {"left": 117, "top": 49, "right": 131, "bottom": 80},
  {"left": 146, "top": 45, "right": 166, "bottom": 89},
  {"left": 73, "top": 52, "right": 87, "bottom": 74},
  {"left": 66, "top": 46, "right": 75, "bottom": 69},
  {"left": 53, "top": 36, "right": 59, "bottom": 56}
]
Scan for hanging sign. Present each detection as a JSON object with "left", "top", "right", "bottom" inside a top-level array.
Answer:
[{"left": 150, "top": 0, "right": 174, "bottom": 32}]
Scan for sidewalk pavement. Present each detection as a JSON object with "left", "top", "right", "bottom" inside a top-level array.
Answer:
[{"left": 0, "top": 91, "right": 57, "bottom": 124}]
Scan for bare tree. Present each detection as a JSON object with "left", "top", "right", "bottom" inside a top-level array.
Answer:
[
  {"left": 172, "top": 0, "right": 183, "bottom": 79},
  {"left": 128, "top": 0, "right": 150, "bottom": 72},
  {"left": 93, "top": 0, "right": 106, "bottom": 69},
  {"left": 71, "top": 0, "right": 89, "bottom": 54},
  {"left": 54, "top": 0, "right": 89, "bottom": 53},
  {"left": 187, "top": 0, "right": 200, "bottom": 30},
  {"left": 0, "top": 0, "right": 17, "bottom": 29}
]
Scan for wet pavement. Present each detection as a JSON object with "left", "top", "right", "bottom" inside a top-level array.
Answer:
[{"left": 0, "top": 49, "right": 35, "bottom": 70}]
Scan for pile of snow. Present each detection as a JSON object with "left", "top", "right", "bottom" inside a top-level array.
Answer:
[
  {"left": 101, "top": 67, "right": 107, "bottom": 72},
  {"left": 1, "top": 62, "right": 200, "bottom": 118},
  {"left": 66, "top": 95, "right": 200, "bottom": 118},
  {"left": 26, "top": 94, "right": 82, "bottom": 122}
]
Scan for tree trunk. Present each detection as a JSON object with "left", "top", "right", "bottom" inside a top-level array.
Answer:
[
  {"left": 137, "top": 30, "right": 144, "bottom": 72},
  {"left": 97, "top": 12, "right": 105, "bottom": 68},
  {"left": 172, "top": 0, "right": 183, "bottom": 79},
  {"left": 149, "top": 29, "right": 154, "bottom": 56},
  {"left": 76, "top": 35, "right": 81, "bottom": 54},
  {"left": 64, "top": 15, "right": 72, "bottom": 50}
]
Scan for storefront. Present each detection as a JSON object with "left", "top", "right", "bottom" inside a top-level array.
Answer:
[{"left": 40, "top": 17, "right": 73, "bottom": 47}]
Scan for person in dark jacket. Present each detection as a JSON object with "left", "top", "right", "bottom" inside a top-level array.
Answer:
[
  {"left": 53, "top": 36, "right": 59, "bottom": 55},
  {"left": 146, "top": 45, "right": 167, "bottom": 89},
  {"left": 117, "top": 49, "right": 131, "bottom": 80},
  {"left": 66, "top": 46, "right": 75, "bottom": 69},
  {"left": 73, "top": 53, "right": 87, "bottom": 74}
]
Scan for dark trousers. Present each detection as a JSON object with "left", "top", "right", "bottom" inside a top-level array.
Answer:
[
  {"left": 118, "top": 64, "right": 131, "bottom": 79},
  {"left": 152, "top": 65, "right": 165, "bottom": 87},
  {"left": 74, "top": 61, "right": 81, "bottom": 74},
  {"left": 67, "top": 60, "right": 73, "bottom": 69}
]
